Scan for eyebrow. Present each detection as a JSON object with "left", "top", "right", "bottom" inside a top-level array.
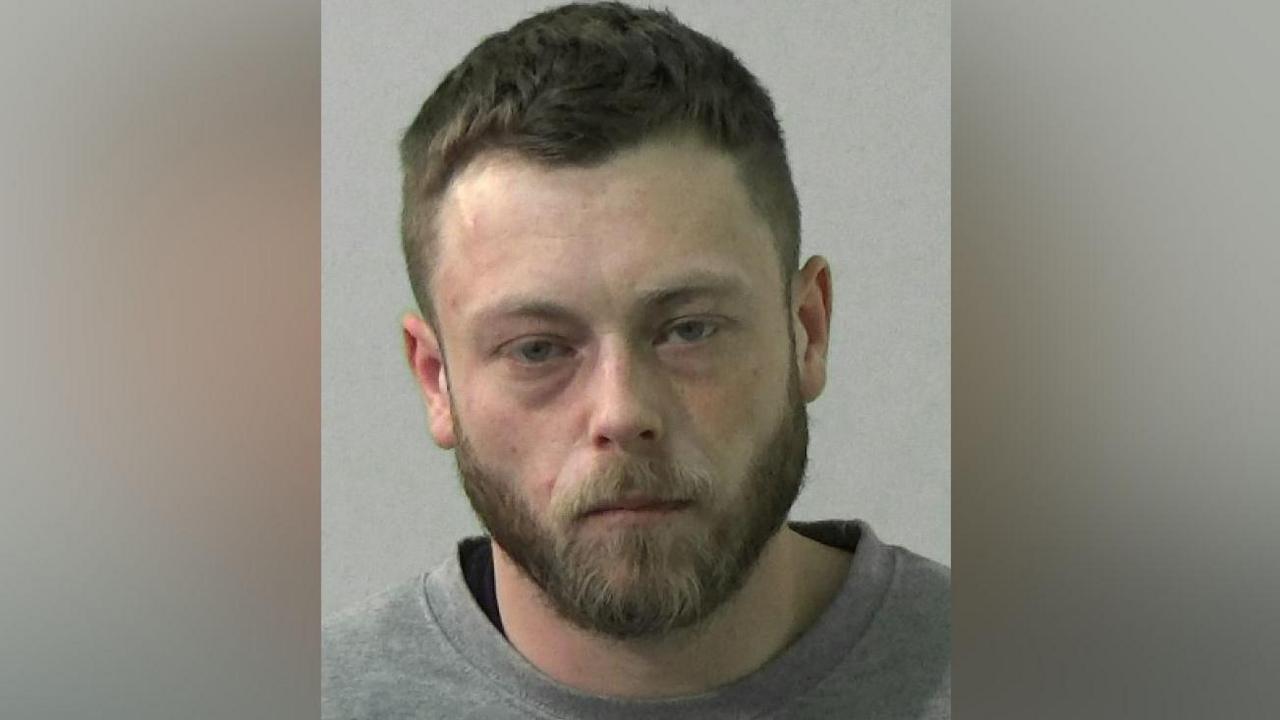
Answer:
[
  {"left": 634, "top": 271, "right": 751, "bottom": 308},
  {"left": 470, "top": 270, "right": 751, "bottom": 327}
]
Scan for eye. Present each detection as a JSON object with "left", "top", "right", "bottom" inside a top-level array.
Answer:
[
  {"left": 661, "top": 318, "right": 718, "bottom": 345},
  {"left": 507, "top": 338, "right": 571, "bottom": 364}
]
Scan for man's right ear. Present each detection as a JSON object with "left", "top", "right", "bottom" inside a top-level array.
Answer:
[{"left": 402, "top": 312, "right": 457, "bottom": 449}]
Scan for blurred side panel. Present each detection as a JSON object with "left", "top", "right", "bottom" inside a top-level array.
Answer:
[
  {"left": 0, "top": 0, "right": 318, "bottom": 718},
  {"left": 955, "top": 1, "right": 1280, "bottom": 718}
]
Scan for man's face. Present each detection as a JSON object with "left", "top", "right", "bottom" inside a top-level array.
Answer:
[{"left": 423, "top": 137, "right": 812, "bottom": 638}]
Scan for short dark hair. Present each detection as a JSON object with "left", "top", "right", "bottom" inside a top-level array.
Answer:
[{"left": 400, "top": 1, "right": 801, "bottom": 321}]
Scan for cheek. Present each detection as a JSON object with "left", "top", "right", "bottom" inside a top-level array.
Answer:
[
  {"left": 682, "top": 360, "right": 785, "bottom": 458},
  {"left": 460, "top": 390, "right": 571, "bottom": 505}
]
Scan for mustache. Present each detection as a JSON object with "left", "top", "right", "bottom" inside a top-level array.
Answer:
[{"left": 551, "top": 457, "right": 715, "bottom": 523}]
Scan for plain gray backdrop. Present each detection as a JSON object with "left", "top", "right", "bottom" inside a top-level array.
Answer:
[{"left": 322, "top": 0, "right": 949, "bottom": 615}]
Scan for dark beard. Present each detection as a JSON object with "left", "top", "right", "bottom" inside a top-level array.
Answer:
[{"left": 454, "top": 372, "right": 808, "bottom": 640}]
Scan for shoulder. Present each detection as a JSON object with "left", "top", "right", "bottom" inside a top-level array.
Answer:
[
  {"left": 773, "top": 523, "right": 952, "bottom": 716},
  {"left": 833, "top": 544, "right": 950, "bottom": 717},
  {"left": 889, "top": 546, "right": 950, "bottom": 611},
  {"left": 323, "top": 577, "right": 432, "bottom": 680},
  {"left": 877, "top": 544, "right": 950, "bottom": 649},
  {"left": 323, "top": 576, "right": 432, "bottom": 660},
  {"left": 322, "top": 575, "right": 467, "bottom": 719},
  {"left": 864, "top": 545, "right": 950, "bottom": 706}
]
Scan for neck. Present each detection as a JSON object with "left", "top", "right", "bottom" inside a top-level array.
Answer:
[{"left": 491, "top": 524, "right": 851, "bottom": 698}]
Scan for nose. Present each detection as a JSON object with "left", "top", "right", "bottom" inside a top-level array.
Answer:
[{"left": 588, "top": 343, "right": 664, "bottom": 452}]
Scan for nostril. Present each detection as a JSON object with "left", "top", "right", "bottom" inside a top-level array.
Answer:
[{"left": 594, "top": 429, "right": 657, "bottom": 449}]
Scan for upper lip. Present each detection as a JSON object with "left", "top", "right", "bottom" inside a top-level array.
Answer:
[{"left": 587, "top": 497, "right": 689, "bottom": 514}]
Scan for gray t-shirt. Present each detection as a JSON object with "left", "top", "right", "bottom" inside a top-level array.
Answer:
[{"left": 323, "top": 520, "right": 950, "bottom": 719}]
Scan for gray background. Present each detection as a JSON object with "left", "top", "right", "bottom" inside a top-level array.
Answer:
[{"left": 323, "top": 0, "right": 950, "bottom": 615}]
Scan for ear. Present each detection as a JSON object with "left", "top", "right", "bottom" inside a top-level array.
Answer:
[
  {"left": 402, "top": 312, "right": 457, "bottom": 449},
  {"left": 791, "top": 256, "right": 833, "bottom": 402}
]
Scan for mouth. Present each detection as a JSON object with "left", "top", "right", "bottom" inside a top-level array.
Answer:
[{"left": 581, "top": 498, "right": 693, "bottom": 522}]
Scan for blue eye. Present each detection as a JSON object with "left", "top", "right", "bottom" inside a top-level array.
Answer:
[
  {"left": 511, "top": 339, "right": 567, "bottom": 364},
  {"left": 664, "top": 319, "right": 717, "bottom": 344}
]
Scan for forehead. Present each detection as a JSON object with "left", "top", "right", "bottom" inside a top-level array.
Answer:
[{"left": 433, "top": 138, "right": 782, "bottom": 325}]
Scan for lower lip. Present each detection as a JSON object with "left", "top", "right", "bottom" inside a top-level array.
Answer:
[{"left": 584, "top": 501, "right": 691, "bottom": 524}]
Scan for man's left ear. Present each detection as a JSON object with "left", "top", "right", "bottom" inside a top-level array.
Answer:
[{"left": 791, "top": 256, "right": 833, "bottom": 402}]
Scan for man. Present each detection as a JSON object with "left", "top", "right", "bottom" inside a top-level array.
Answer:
[{"left": 323, "top": 3, "right": 949, "bottom": 718}]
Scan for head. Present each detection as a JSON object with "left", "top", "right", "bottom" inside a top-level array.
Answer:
[
  {"left": 400, "top": 3, "right": 833, "bottom": 639},
  {"left": 399, "top": 1, "right": 801, "bottom": 326}
]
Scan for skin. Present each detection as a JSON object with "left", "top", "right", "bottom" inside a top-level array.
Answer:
[{"left": 402, "top": 135, "right": 847, "bottom": 697}]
